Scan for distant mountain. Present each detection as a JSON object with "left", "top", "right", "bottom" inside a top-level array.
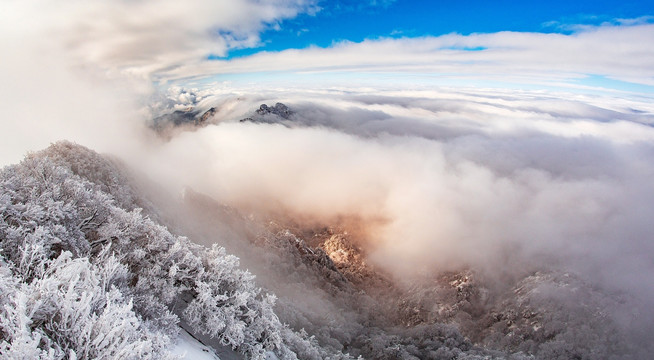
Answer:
[
  {"left": 199, "top": 107, "right": 217, "bottom": 124},
  {"left": 256, "top": 103, "right": 293, "bottom": 119},
  {"left": 154, "top": 108, "right": 199, "bottom": 126},
  {"left": 153, "top": 107, "right": 217, "bottom": 130},
  {"left": 152, "top": 102, "right": 295, "bottom": 133},
  {"left": 240, "top": 103, "right": 294, "bottom": 124}
]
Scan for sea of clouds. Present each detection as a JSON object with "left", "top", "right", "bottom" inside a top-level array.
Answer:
[{"left": 2, "top": 0, "right": 654, "bottom": 354}]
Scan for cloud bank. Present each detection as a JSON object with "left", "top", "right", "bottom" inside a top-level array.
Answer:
[
  {"left": 140, "top": 88, "right": 654, "bottom": 294},
  {"left": 125, "top": 88, "right": 654, "bottom": 356}
]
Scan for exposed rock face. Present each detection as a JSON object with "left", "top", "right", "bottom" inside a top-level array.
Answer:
[
  {"left": 198, "top": 107, "right": 217, "bottom": 124},
  {"left": 155, "top": 102, "right": 293, "bottom": 130},
  {"left": 174, "top": 189, "right": 637, "bottom": 359},
  {"left": 153, "top": 107, "right": 217, "bottom": 131},
  {"left": 256, "top": 103, "right": 293, "bottom": 119},
  {"left": 154, "top": 108, "right": 198, "bottom": 128},
  {"left": 240, "top": 102, "right": 294, "bottom": 124}
]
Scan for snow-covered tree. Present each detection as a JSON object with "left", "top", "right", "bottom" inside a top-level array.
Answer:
[{"left": 0, "top": 142, "right": 328, "bottom": 359}]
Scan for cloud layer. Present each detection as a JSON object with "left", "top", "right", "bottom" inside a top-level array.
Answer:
[
  {"left": 167, "top": 23, "right": 654, "bottom": 89},
  {"left": 139, "top": 87, "right": 654, "bottom": 298},
  {"left": 3, "top": 1, "right": 653, "bottom": 92}
]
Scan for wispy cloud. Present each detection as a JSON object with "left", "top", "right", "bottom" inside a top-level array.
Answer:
[
  {"left": 543, "top": 14, "right": 654, "bottom": 32},
  {"left": 368, "top": 0, "right": 397, "bottom": 8},
  {"left": 329, "top": 0, "right": 396, "bottom": 13},
  {"left": 165, "top": 23, "right": 654, "bottom": 89}
]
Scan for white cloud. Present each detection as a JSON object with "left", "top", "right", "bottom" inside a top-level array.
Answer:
[
  {"left": 1, "top": 0, "right": 318, "bottom": 80},
  {"left": 0, "top": 0, "right": 317, "bottom": 164},
  {"left": 135, "top": 86, "right": 654, "bottom": 295},
  {"left": 166, "top": 23, "right": 654, "bottom": 88}
]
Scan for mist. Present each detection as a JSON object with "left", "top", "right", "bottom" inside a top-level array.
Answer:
[
  {"left": 117, "top": 87, "right": 654, "bottom": 357},
  {"left": 2, "top": 0, "right": 654, "bottom": 357},
  {"left": 140, "top": 91, "right": 654, "bottom": 281}
]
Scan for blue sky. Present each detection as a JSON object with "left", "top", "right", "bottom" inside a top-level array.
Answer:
[{"left": 224, "top": 0, "right": 654, "bottom": 58}]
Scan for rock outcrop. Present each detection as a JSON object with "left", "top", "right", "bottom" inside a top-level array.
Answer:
[
  {"left": 198, "top": 107, "right": 217, "bottom": 124},
  {"left": 153, "top": 106, "right": 217, "bottom": 131},
  {"left": 240, "top": 102, "right": 294, "bottom": 123},
  {"left": 256, "top": 103, "right": 293, "bottom": 119},
  {"left": 153, "top": 108, "right": 199, "bottom": 128}
]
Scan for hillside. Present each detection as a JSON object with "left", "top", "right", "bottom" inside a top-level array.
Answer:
[{"left": 0, "top": 142, "right": 644, "bottom": 359}]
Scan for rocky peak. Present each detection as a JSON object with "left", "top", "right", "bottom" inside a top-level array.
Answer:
[
  {"left": 239, "top": 102, "right": 295, "bottom": 124},
  {"left": 198, "top": 107, "right": 216, "bottom": 124},
  {"left": 255, "top": 102, "right": 293, "bottom": 119},
  {"left": 153, "top": 106, "right": 217, "bottom": 131}
]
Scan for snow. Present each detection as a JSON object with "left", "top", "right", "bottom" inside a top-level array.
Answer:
[{"left": 171, "top": 330, "right": 221, "bottom": 360}]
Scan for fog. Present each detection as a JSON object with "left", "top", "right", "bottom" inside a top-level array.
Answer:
[
  {"left": 132, "top": 88, "right": 654, "bottom": 356},
  {"left": 2, "top": 0, "right": 654, "bottom": 356},
  {"left": 141, "top": 90, "right": 654, "bottom": 287}
]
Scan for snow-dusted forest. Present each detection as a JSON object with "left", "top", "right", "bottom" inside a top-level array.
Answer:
[{"left": 0, "top": 142, "right": 334, "bottom": 359}]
